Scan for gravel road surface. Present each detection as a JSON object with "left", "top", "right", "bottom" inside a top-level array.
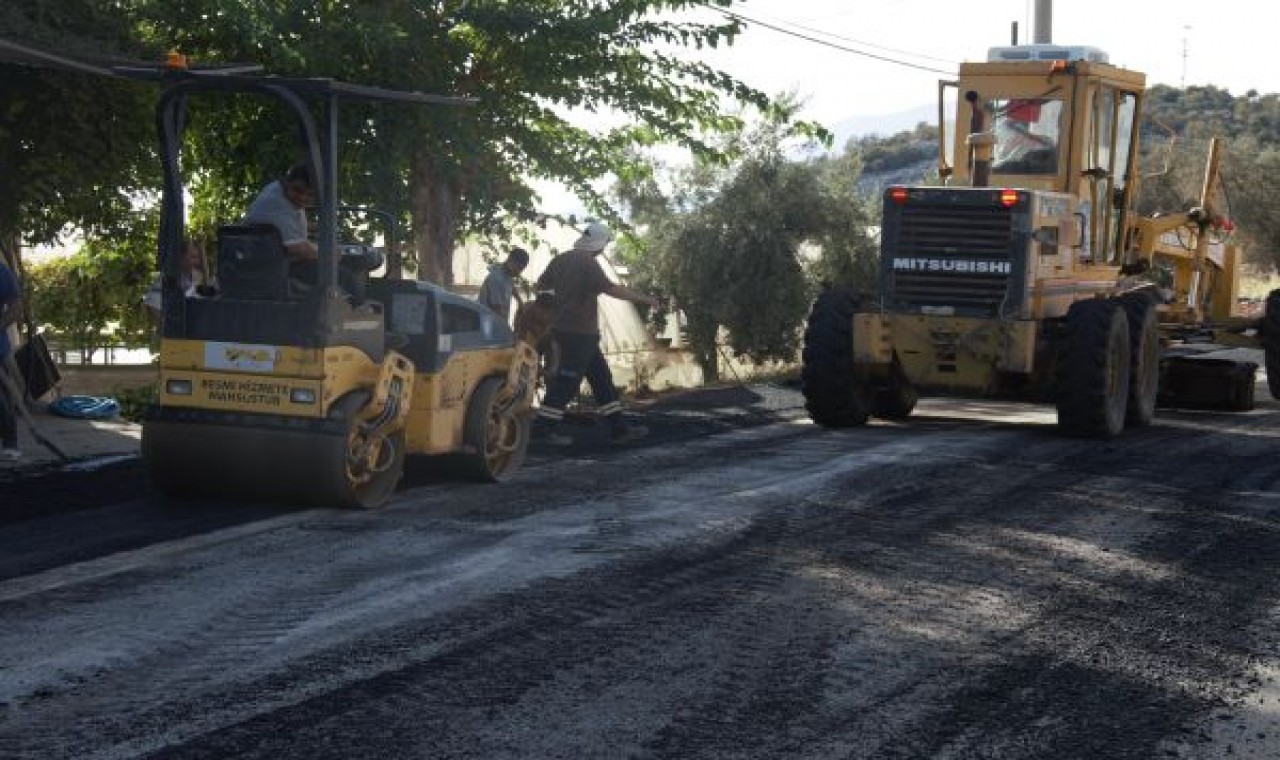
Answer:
[{"left": 2, "top": 378, "right": 1279, "bottom": 759}]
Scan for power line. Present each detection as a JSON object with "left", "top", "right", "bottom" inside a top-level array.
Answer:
[
  {"left": 736, "top": 1, "right": 958, "bottom": 66},
  {"left": 704, "top": 4, "right": 957, "bottom": 75}
]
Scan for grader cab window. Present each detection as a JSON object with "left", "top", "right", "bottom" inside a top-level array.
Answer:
[
  {"left": 1087, "top": 88, "right": 1140, "bottom": 263},
  {"left": 991, "top": 98, "right": 1063, "bottom": 175}
]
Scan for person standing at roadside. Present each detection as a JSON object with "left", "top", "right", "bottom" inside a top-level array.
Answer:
[
  {"left": 533, "top": 222, "right": 658, "bottom": 446},
  {"left": 477, "top": 247, "right": 529, "bottom": 322},
  {"left": 0, "top": 256, "right": 23, "bottom": 460},
  {"left": 143, "top": 239, "right": 214, "bottom": 322}
]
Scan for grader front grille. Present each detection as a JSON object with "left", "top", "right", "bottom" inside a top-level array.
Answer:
[{"left": 881, "top": 190, "right": 1022, "bottom": 318}]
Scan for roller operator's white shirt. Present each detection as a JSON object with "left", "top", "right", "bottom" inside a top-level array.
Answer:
[{"left": 242, "top": 180, "right": 307, "bottom": 246}]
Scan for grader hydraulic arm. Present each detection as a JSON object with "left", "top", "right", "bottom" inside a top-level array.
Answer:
[{"left": 1127, "top": 137, "right": 1241, "bottom": 324}]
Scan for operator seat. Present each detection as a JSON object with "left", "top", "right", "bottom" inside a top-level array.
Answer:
[{"left": 216, "top": 224, "right": 292, "bottom": 300}]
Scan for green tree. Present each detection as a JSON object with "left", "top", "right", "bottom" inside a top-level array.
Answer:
[
  {"left": 805, "top": 148, "right": 880, "bottom": 290},
  {"left": 1134, "top": 84, "right": 1280, "bottom": 272},
  {"left": 1222, "top": 139, "right": 1280, "bottom": 272},
  {"left": 24, "top": 211, "right": 158, "bottom": 361},
  {"left": 0, "top": 1, "right": 159, "bottom": 266},
  {"left": 128, "top": 0, "right": 775, "bottom": 285},
  {"left": 619, "top": 103, "right": 875, "bottom": 381}
]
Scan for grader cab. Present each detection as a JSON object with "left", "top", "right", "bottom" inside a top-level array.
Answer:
[
  {"left": 138, "top": 68, "right": 539, "bottom": 507},
  {"left": 803, "top": 43, "right": 1274, "bottom": 438}
]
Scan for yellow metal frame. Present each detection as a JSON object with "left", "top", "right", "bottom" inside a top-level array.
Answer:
[
  {"left": 937, "top": 55, "right": 1243, "bottom": 328},
  {"left": 854, "top": 314, "right": 1040, "bottom": 395},
  {"left": 156, "top": 337, "right": 533, "bottom": 457}
]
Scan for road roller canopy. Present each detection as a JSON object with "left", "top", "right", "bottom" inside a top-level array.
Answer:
[{"left": 142, "top": 63, "right": 474, "bottom": 310}]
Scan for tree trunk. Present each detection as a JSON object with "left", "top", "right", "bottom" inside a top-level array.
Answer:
[
  {"left": 409, "top": 150, "right": 462, "bottom": 286},
  {"left": 685, "top": 313, "right": 720, "bottom": 384}
]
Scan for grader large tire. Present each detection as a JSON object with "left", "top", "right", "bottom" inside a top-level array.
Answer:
[
  {"left": 311, "top": 392, "right": 406, "bottom": 509},
  {"left": 1055, "top": 299, "right": 1131, "bottom": 438},
  {"left": 1263, "top": 289, "right": 1280, "bottom": 400},
  {"left": 460, "top": 376, "right": 530, "bottom": 482},
  {"left": 1119, "top": 292, "right": 1160, "bottom": 427},
  {"left": 801, "top": 288, "right": 871, "bottom": 428},
  {"left": 872, "top": 361, "right": 918, "bottom": 421}
]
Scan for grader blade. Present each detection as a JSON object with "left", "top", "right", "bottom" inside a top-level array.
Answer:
[{"left": 1157, "top": 356, "right": 1257, "bottom": 412}]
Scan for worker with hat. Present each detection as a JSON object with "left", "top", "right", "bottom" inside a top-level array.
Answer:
[{"left": 534, "top": 221, "right": 658, "bottom": 446}]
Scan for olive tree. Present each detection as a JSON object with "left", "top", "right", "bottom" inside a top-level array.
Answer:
[{"left": 617, "top": 103, "right": 876, "bottom": 381}]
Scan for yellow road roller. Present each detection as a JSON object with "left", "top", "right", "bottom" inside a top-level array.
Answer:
[{"left": 140, "top": 68, "right": 538, "bottom": 508}]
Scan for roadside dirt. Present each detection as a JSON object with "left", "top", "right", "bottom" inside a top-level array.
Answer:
[{"left": 2, "top": 380, "right": 1279, "bottom": 759}]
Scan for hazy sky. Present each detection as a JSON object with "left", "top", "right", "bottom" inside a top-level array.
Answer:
[{"left": 694, "top": 0, "right": 1277, "bottom": 125}]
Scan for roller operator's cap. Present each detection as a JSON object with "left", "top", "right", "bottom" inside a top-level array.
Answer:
[{"left": 572, "top": 221, "right": 613, "bottom": 253}]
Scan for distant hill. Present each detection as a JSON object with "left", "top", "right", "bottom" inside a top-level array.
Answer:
[
  {"left": 826, "top": 102, "right": 937, "bottom": 151},
  {"left": 857, "top": 156, "right": 936, "bottom": 196},
  {"left": 821, "top": 104, "right": 941, "bottom": 194}
]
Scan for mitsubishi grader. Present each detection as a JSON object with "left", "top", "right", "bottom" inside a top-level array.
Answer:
[
  {"left": 138, "top": 66, "right": 539, "bottom": 507},
  {"left": 803, "top": 42, "right": 1279, "bottom": 438}
]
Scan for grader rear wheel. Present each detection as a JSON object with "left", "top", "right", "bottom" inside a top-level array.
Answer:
[
  {"left": 801, "top": 288, "right": 871, "bottom": 428},
  {"left": 1263, "top": 289, "right": 1280, "bottom": 400},
  {"left": 1055, "top": 299, "right": 1131, "bottom": 438},
  {"left": 461, "top": 376, "right": 530, "bottom": 482},
  {"left": 1119, "top": 292, "right": 1160, "bottom": 427}
]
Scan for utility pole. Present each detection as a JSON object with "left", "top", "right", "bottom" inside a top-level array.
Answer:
[
  {"left": 1033, "top": 0, "right": 1052, "bottom": 44},
  {"left": 1181, "top": 25, "right": 1191, "bottom": 88}
]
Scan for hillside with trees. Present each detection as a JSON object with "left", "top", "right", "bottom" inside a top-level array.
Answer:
[{"left": 1137, "top": 85, "right": 1280, "bottom": 274}]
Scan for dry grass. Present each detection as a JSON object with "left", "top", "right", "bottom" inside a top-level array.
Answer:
[{"left": 1240, "top": 270, "right": 1280, "bottom": 299}]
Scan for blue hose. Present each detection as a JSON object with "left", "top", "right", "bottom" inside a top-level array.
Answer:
[{"left": 48, "top": 395, "right": 121, "bottom": 420}]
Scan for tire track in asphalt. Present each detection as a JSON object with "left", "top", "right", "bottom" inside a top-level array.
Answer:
[
  {"left": 0, "top": 422, "right": 976, "bottom": 759},
  {"left": 122, "top": 431, "right": 1141, "bottom": 759},
  {"left": 140, "top": 407, "right": 1280, "bottom": 759},
  {"left": 5, "top": 395, "right": 1280, "bottom": 758}
]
